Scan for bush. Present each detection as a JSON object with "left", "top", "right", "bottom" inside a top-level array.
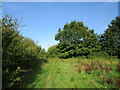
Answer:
[
  {"left": 47, "top": 45, "right": 59, "bottom": 58},
  {"left": 2, "top": 14, "right": 47, "bottom": 88},
  {"left": 87, "top": 51, "right": 116, "bottom": 59}
]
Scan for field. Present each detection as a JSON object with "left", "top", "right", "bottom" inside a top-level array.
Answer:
[{"left": 20, "top": 58, "right": 120, "bottom": 88}]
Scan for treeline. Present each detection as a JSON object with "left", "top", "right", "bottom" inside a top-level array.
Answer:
[
  {"left": 48, "top": 16, "right": 120, "bottom": 59},
  {"left": 2, "top": 14, "right": 47, "bottom": 88}
]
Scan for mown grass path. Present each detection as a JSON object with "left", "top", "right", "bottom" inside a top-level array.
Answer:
[{"left": 21, "top": 58, "right": 119, "bottom": 88}]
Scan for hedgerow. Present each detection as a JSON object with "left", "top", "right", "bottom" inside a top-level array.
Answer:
[{"left": 2, "top": 14, "right": 47, "bottom": 88}]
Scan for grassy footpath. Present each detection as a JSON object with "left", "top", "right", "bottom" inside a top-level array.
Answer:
[{"left": 21, "top": 58, "right": 120, "bottom": 88}]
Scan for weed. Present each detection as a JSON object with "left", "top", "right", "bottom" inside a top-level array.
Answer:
[
  {"left": 117, "top": 62, "right": 120, "bottom": 72},
  {"left": 77, "top": 66, "right": 82, "bottom": 73},
  {"left": 56, "top": 71, "right": 60, "bottom": 74},
  {"left": 90, "top": 61, "right": 95, "bottom": 70},
  {"left": 114, "top": 77, "right": 120, "bottom": 88},
  {"left": 98, "top": 64, "right": 102, "bottom": 69},
  {"left": 77, "top": 60, "right": 81, "bottom": 63},
  {"left": 99, "top": 75, "right": 104, "bottom": 84},
  {"left": 107, "top": 77, "right": 113, "bottom": 84},
  {"left": 71, "top": 77, "right": 74, "bottom": 82},
  {"left": 74, "top": 85, "right": 78, "bottom": 88},
  {"left": 74, "top": 64, "right": 78, "bottom": 67},
  {"left": 85, "top": 65, "right": 92, "bottom": 74},
  {"left": 105, "top": 65, "right": 112, "bottom": 73}
]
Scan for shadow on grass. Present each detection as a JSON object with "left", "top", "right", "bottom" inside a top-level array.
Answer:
[{"left": 19, "top": 63, "right": 44, "bottom": 88}]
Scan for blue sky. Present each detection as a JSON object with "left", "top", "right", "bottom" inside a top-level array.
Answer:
[{"left": 2, "top": 2, "right": 118, "bottom": 51}]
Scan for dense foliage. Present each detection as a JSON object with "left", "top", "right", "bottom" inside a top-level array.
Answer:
[
  {"left": 47, "top": 45, "right": 59, "bottom": 58},
  {"left": 49, "top": 17, "right": 120, "bottom": 59},
  {"left": 100, "top": 16, "right": 120, "bottom": 58},
  {"left": 2, "top": 14, "right": 47, "bottom": 88},
  {"left": 55, "top": 21, "right": 101, "bottom": 59}
]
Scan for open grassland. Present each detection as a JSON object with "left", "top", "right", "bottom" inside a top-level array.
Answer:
[{"left": 21, "top": 58, "right": 120, "bottom": 88}]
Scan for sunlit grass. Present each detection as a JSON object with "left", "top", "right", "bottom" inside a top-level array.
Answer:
[{"left": 20, "top": 58, "right": 119, "bottom": 88}]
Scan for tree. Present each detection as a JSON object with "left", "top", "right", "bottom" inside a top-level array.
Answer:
[
  {"left": 55, "top": 20, "right": 100, "bottom": 59},
  {"left": 47, "top": 45, "right": 59, "bottom": 58},
  {"left": 100, "top": 16, "right": 120, "bottom": 58}
]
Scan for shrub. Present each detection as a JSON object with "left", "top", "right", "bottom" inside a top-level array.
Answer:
[
  {"left": 87, "top": 51, "right": 114, "bottom": 59},
  {"left": 47, "top": 45, "right": 60, "bottom": 58},
  {"left": 116, "top": 78, "right": 120, "bottom": 88},
  {"left": 2, "top": 14, "right": 47, "bottom": 88},
  {"left": 117, "top": 62, "right": 120, "bottom": 72}
]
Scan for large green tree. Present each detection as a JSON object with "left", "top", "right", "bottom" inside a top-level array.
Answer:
[
  {"left": 100, "top": 16, "right": 120, "bottom": 58},
  {"left": 55, "top": 20, "right": 100, "bottom": 59}
]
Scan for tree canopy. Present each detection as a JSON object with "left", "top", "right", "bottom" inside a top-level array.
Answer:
[
  {"left": 100, "top": 16, "right": 120, "bottom": 58},
  {"left": 47, "top": 45, "right": 59, "bottom": 58},
  {"left": 55, "top": 20, "right": 100, "bottom": 59}
]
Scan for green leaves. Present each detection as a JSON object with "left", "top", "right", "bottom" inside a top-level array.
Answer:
[
  {"left": 47, "top": 45, "right": 60, "bottom": 58},
  {"left": 100, "top": 16, "right": 120, "bottom": 58},
  {"left": 2, "top": 14, "right": 47, "bottom": 88},
  {"left": 55, "top": 21, "right": 100, "bottom": 58}
]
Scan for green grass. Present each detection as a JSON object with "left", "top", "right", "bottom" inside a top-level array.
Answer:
[{"left": 20, "top": 58, "right": 120, "bottom": 88}]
